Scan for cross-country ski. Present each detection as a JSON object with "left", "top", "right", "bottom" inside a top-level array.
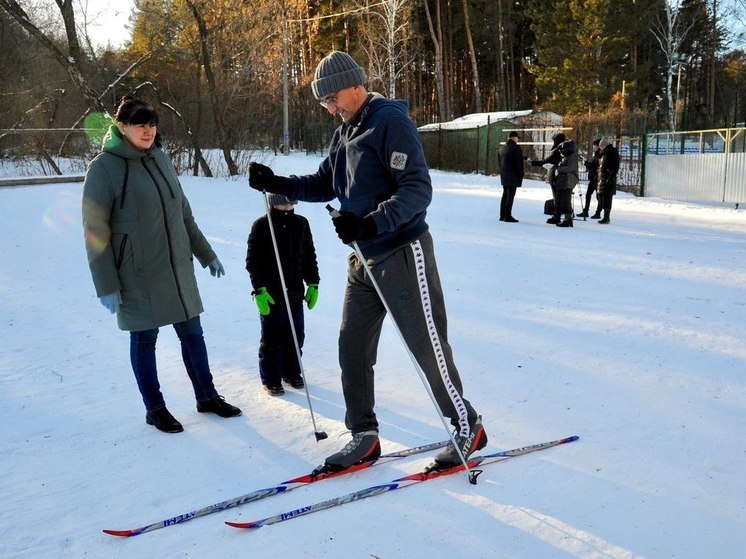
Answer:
[
  {"left": 102, "top": 440, "right": 447, "bottom": 537},
  {"left": 226, "top": 435, "right": 579, "bottom": 530}
]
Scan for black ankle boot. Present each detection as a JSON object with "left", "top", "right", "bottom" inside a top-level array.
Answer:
[
  {"left": 197, "top": 395, "right": 242, "bottom": 418},
  {"left": 146, "top": 407, "right": 183, "bottom": 433},
  {"left": 557, "top": 219, "right": 573, "bottom": 227}
]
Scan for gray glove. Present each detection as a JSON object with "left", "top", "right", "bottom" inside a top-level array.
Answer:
[
  {"left": 209, "top": 258, "right": 225, "bottom": 278},
  {"left": 100, "top": 291, "right": 122, "bottom": 314}
]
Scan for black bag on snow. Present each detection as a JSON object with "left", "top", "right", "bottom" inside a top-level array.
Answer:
[{"left": 544, "top": 199, "right": 555, "bottom": 216}]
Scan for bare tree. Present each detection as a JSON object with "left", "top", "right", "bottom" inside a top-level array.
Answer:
[
  {"left": 358, "top": 0, "right": 412, "bottom": 98},
  {"left": 727, "top": 0, "right": 746, "bottom": 45},
  {"left": 422, "top": 0, "right": 447, "bottom": 121},
  {"left": 0, "top": 0, "right": 107, "bottom": 113},
  {"left": 460, "top": 0, "right": 481, "bottom": 113},
  {"left": 133, "top": 81, "right": 213, "bottom": 177},
  {"left": 0, "top": 89, "right": 65, "bottom": 173},
  {"left": 650, "top": 0, "right": 697, "bottom": 130},
  {"left": 495, "top": 0, "right": 508, "bottom": 111},
  {"left": 184, "top": 0, "right": 239, "bottom": 175}
]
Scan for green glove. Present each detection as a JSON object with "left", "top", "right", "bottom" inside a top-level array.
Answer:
[
  {"left": 304, "top": 284, "right": 319, "bottom": 310},
  {"left": 253, "top": 287, "right": 275, "bottom": 316}
]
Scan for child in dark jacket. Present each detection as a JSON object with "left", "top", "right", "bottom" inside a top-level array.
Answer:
[{"left": 245, "top": 194, "right": 320, "bottom": 395}]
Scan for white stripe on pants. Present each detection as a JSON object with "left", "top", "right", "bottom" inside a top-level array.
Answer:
[{"left": 338, "top": 232, "right": 477, "bottom": 436}]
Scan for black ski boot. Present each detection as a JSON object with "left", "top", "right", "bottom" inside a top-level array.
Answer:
[
  {"left": 322, "top": 431, "right": 381, "bottom": 472},
  {"left": 432, "top": 416, "right": 488, "bottom": 468}
]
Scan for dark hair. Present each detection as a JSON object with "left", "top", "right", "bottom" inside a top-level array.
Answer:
[{"left": 115, "top": 95, "right": 159, "bottom": 126}]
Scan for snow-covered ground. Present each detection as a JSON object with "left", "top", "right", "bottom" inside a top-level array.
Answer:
[{"left": 1, "top": 153, "right": 745, "bottom": 558}]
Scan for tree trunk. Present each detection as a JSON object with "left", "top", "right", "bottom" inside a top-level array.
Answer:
[
  {"left": 708, "top": 0, "right": 718, "bottom": 127},
  {"left": 460, "top": 0, "right": 482, "bottom": 113},
  {"left": 0, "top": 0, "right": 107, "bottom": 114},
  {"left": 423, "top": 0, "right": 447, "bottom": 121},
  {"left": 185, "top": 0, "right": 239, "bottom": 175},
  {"left": 496, "top": 0, "right": 507, "bottom": 111}
]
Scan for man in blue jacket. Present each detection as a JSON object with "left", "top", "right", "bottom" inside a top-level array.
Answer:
[{"left": 248, "top": 51, "right": 486, "bottom": 471}]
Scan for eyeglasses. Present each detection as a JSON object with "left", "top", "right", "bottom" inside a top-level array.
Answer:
[{"left": 319, "top": 93, "right": 339, "bottom": 108}]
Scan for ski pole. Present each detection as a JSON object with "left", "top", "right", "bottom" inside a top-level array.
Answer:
[
  {"left": 263, "top": 192, "right": 328, "bottom": 441},
  {"left": 325, "top": 205, "right": 480, "bottom": 484}
]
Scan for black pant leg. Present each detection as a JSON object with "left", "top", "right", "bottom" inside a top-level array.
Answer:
[{"left": 501, "top": 185, "right": 516, "bottom": 218}]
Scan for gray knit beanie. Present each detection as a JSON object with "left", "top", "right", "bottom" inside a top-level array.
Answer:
[
  {"left": 267, "top": 193, "right": 296, "bottom": 207},
  {"left": 311, "top": 51, "right": 367, "bottom": 100}
]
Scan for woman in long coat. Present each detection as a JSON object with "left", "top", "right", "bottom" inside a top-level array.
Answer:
[
  {"left": 597, "top": 138, "right": 620, "bottom": 224},
  {"left": 82, "top": 96, "right": 241, "bottom": 433}
]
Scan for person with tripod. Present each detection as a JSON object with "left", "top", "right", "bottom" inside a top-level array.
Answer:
[
  {"left": 247, "top": 50, "right": 486, "bottom": 472},
  {"left": 578, "top": 138, "right": 602, "bottom": 219}
]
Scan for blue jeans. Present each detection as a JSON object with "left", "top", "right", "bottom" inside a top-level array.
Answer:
[
  {"left": 259, "top": 299, "right": 304, "bottom": 387},
  {"left": 130, "top": 315, "right": 218, "bottom": 412}
]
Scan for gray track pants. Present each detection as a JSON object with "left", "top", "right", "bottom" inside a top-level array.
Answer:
[{"left": 338, "top": 232, "right": 478, "bottom": 437}]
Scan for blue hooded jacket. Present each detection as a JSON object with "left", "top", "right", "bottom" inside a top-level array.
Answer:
[{"left": 283, "top": 94, "right": 431, "bottom": 259}]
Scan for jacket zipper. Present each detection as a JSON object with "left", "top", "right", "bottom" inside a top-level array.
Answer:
[
  {"left": 116, "top": 234, "right": 128, "bottom": 270},
  {"left": 142, "top": 160, "right": 189, "bottom": 319}
]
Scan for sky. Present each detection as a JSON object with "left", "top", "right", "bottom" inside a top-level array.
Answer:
[
  {"left": 1, "top": 152, "right": 745, "bottom": 558},
  {"left": 78, "top": 1, "right": 745, "bottom": 52},
  {"left": 79, "top": 0, "right": 136, "bottom": 49}
]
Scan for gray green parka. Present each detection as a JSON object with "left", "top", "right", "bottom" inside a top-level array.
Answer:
[{"left": 82, "top": 125, "right": 216, "bottom": 331}]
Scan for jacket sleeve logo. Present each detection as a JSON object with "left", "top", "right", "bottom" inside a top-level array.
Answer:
[{"left": 390, "top": 151, "right": 408, "bottom": 171}]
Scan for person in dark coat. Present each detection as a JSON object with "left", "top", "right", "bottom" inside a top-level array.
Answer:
[
  {"left": 247, "top": 51, "right": 486, "bottom": 472},
  {"left": 497, "top": 131, "right": 525, "bottom": 222},
  {"left": 245, "top": 194, "right": 320, "bottom": 395},
  {"left": 579, "top": 138, "right": 602, "bottom": 219},
  {"left": 597, "top": 137, "right": 620, "bottom": 224},
  {"left": 530, "top": 132, "right": 566, "bottom": 224},
  {"left": 82, "top": 96, "right": 241, "bottom": 433},
  {"left": 553, "top": 139, "right": 579, "bottom": 227}
]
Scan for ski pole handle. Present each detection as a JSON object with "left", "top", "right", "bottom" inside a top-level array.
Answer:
[{"left": 325, "top": 204, "right": 341, "bottom": 218}]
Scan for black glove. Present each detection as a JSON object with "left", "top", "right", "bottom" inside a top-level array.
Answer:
[
  {"left": 248, "top": 162, "right": 284, "bottom": 193},
  {"left": 332, "top": 212, "right": 377, "bottom": 244}
]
